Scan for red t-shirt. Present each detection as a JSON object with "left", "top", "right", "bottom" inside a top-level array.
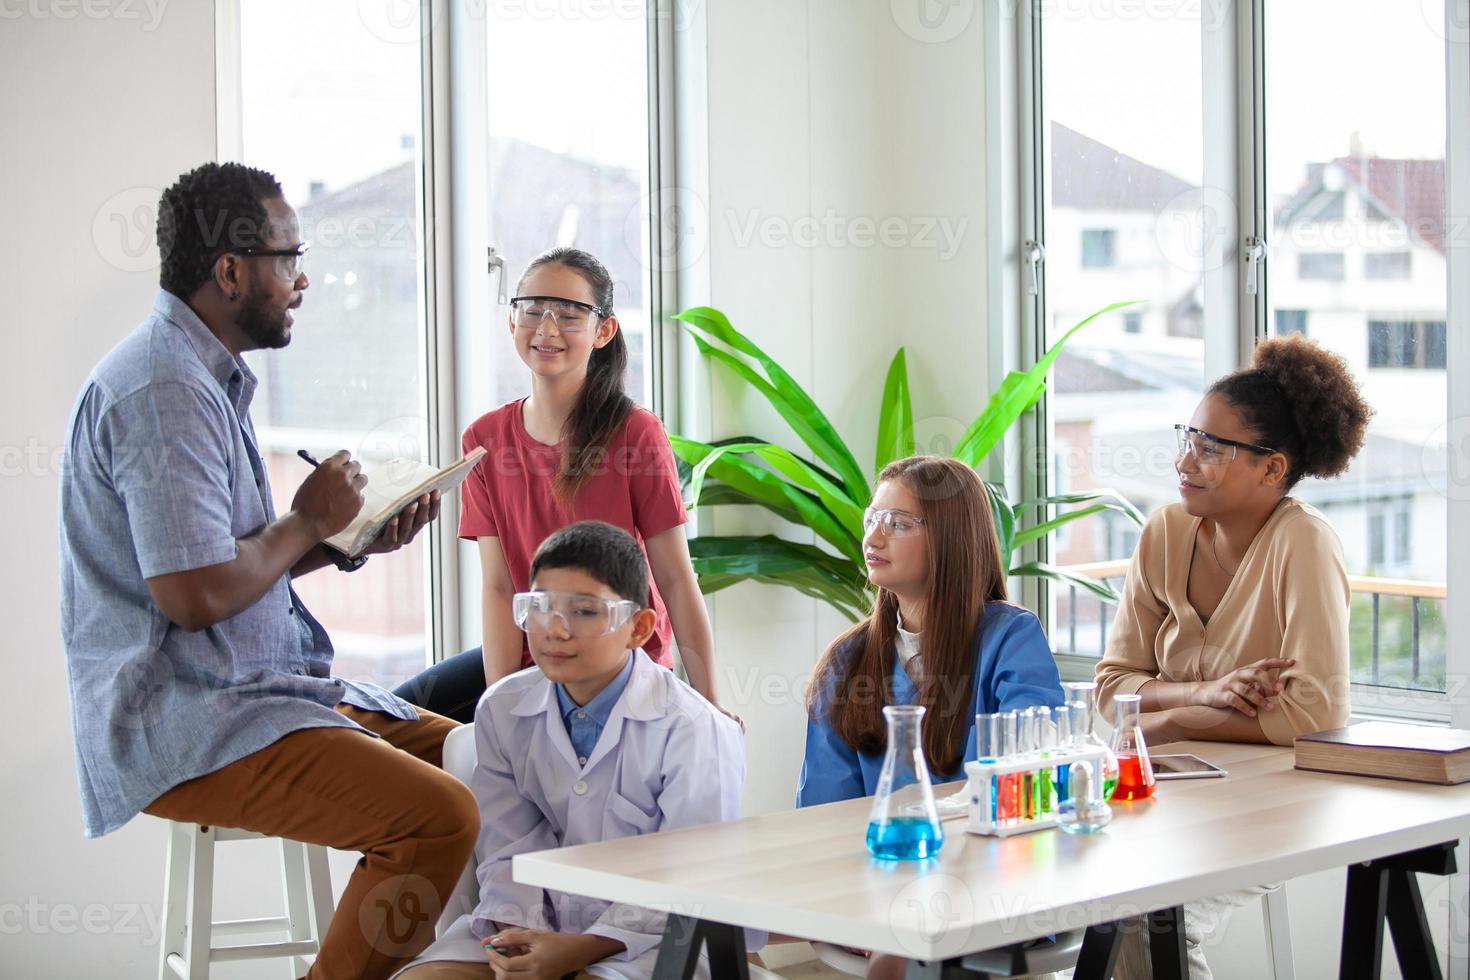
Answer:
[{"left": 459, "top": 398, "right": 688, "bottom": 669}]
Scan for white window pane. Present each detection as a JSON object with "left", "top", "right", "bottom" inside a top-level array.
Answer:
[
  {"left": 236, "top": 1, "right": 430, "bottom": 689},
  {"left": 1043, "top": 5, "right": 1208, "bottom": 657},
  {"left": 467, "top": 8, "right": 653, "bottom": 416},
  {"left": 1266, "top": 0, "right": 1448, "bottom": 691}
]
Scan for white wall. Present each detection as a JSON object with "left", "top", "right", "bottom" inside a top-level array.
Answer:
[
  {"left": 689, "top": 0, "right": 991, "bottom": 817},
  {"left": 0, "top": 5, "right": 221, "bottom": 978}
]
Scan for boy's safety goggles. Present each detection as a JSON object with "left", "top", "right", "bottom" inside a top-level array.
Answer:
[{"left": 512, "top": 590, "right": 639, "bottom": 637}]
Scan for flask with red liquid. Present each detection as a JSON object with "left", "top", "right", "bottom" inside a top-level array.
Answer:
[{"left": 1107, "top": 693, "right": 1157, "bottom": 801}]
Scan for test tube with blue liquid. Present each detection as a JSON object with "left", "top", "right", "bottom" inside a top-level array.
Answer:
[
  {"left": 1052, "top": 705, "right": 1073, "bottom": 804},
  {"left": 974, "top": 712, "right": 1002, "bottom": 825}
]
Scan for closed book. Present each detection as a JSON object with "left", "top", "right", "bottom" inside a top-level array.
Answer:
[{"left": 1294, "top": 722, "right": 1470, "bottom": 785}]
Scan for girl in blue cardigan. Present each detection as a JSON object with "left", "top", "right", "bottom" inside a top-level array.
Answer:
[
  {"left": 798, "top": 456, "right": 1064, "bottom": 806},
  {"left": 796, "top": 456, "right": 1064, "bottom": 977}
]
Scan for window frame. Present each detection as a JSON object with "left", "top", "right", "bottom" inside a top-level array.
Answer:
[
  {"left": 1006, "top": 0, "right": 1470, "bottom": 723},
  {"left": 214, "top": 0, "right": 440, "bottom": 685},
  {"left": 218, "top": 0, "right": 678, "bottom": 665}
]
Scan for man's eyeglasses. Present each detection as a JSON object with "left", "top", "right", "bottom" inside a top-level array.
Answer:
[
  {"left": 512, "top": 590, "right": 639, "bottom": 638},
  {"left": 233, "top": 242, "right": 309, "bottom": 282},
  {"left": 1174, "top": 424, "right": 1276, "bottom": 466},
  {"left": 862, "top": 508, "right": 926, "bottom": 538},
  {"left": 509, "top": 295, "right": 604, "bottom": 332}
]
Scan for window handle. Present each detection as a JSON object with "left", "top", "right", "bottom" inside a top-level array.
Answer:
[
  {"left": 1244, "top": 237, "right": 1266, "bottom": 296},
  {"left": 486, "top": 246, "right": 509, "bottom": 305},
  {"left": 1023, "top": 240, "right": 1046, "bottom": 296}
]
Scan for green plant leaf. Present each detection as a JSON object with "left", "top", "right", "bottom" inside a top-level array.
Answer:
[
  {"left": 1012, "top": 503, "right": 1118, "bottom": 550},
  {"left": 954, "top": 300, "right": 1142, "bottom": 467},
  {"left": 1008, "top": 560, "right": 1122, "bottom": 604},
  {"left": 672, "top": 436, "right": 864, "bottom": 564},
  {"left": 875, "top": 348, "right": 915, "bottom": 472},
  {"left": 670, "top": 435, "right": 804, "bottom": 524},
  {"left": 688, "top": 535, "right": 872, "bottom": 622},
  {"left": 677, "top": 308, "right": 870, "bottom": 501},
  {"left": 983, "top": 481, "right": 1016, "bottom": 562},
  {"left": 1013, "top": 488, "right": 1147, "bottom": 527}
]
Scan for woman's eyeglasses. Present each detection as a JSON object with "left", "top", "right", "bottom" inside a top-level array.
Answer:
[{"left": 1174, "top": 424, "right": 1275, "bottom": 466}]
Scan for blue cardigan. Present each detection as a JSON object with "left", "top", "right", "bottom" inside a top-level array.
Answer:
[{"left": 795, "top": 602, "right": 1064, "bottom": 807}]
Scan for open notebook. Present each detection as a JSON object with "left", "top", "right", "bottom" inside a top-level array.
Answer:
[{"left": 325, "top": 447, "right": 487, "bottom": 558}]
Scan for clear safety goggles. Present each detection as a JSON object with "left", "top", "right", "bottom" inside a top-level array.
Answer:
[
  {"left": 509, "top": 295, "right": 603, "bottom": 333},
  {"left": 511, "top": 590, "right": 639, "bottom": 638},
  {"left": 862, "top": 507, "right": 926, "bottom": 538}
]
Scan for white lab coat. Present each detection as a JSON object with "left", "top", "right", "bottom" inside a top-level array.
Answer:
[{"left": 393, "top": 651, "right": 752, "bottom": 979}]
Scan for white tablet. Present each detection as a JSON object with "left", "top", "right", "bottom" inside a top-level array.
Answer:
[{"left": 1151, "top": 753, "right": 1227, "bottom": 779}]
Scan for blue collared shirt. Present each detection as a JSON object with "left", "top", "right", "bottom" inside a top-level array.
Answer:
[
  {"left": 59, "top": 289, "right": 416, "bottom": 838},
  {"left": 554, "top": 651, "right": 636, "bottom": 765},
  {"left": 795, "top": 601, "right": 1064, "bottom": 807}
]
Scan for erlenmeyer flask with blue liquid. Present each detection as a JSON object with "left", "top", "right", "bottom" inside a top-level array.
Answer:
[{"left": 866, "top": 704, "right": 944, "bottom": 860}]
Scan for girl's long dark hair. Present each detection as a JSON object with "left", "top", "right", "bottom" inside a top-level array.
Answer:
[
  {"left": 808, "top": 456, "right": 1009, "bottom": 776},
  {"left": 518, "top": 247, "right": 634, "bottom": 503}
]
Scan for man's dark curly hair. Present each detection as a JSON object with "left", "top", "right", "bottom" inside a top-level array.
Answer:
[
  {"left": 1209, "top": 335, "right": 1374, "bottom": 491},
  {"left": 157, "top": 162, "right": 283, "bottom": 299}
]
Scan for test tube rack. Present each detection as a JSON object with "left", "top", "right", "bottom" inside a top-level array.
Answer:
[{"left": 963, "top": 745, "right": 1108, "bottom": 837}]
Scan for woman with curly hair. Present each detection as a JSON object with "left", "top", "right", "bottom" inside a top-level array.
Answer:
[
  {"left": 1096, "top": 335, "right": 1373, "bottom": 747},
  {"left": 1096, "top": 336, "right": 1373, "bottom": 979}
]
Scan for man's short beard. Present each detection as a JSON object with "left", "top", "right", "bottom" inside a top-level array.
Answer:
[{"left": 236, "top": 286, "right": 291, "bottom": 350}]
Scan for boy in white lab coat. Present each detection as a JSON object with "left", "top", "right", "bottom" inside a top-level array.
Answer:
[{"left": 393, "top": 521, "right": 750, "bottom": 980}]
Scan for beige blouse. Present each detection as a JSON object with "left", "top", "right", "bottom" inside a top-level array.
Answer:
[{"left": 1094, "top": 497, "right": 1351, "bottom": 746}]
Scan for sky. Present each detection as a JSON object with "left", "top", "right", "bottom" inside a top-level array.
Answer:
[
  {"left": 236, "top": 1, "right": 1450, "bottom": 209},
  {"left": 1044, "top": 0, "right": 1448, "bottom": 201},
  {"left": 237, "top": 0, "right": 647, "bottom": 206}
]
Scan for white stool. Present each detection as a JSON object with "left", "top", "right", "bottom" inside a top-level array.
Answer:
[{"left": 157, "top": 821, "right": 335, "bottom": 979}]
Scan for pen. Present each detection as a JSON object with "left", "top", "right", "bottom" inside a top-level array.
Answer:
[{"left": 297, "top": 449, "right": 321, "bottom": 468}]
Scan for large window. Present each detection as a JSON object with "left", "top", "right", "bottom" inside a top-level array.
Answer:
[
  {"left": 449, "top": 2, "right": 660, "bottom": 650},
  {"left": 227, "top": 1, "right": 432, "bottom": 688},
  {"left": 459, "top": 5, "right": 655, "bottom": 419},
  {"left": 1266, "top": 0, "right": 1449, "bottom": 692},
  {"left": 1026, "top": 1, "right": 1456, "bottom": 708},
  {"left": 226, "top": 3, "right": 665, "bottom": 670},
  {"left": 1040, "top": 3, "right": 1209, "bottom": 657}
]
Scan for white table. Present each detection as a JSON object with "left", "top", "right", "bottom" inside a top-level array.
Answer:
[{"left": 514, "top": 742, "right": 1470, "bottom": 979}]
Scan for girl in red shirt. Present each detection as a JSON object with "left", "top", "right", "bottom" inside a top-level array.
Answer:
[{"left": 394, "top": 248, "right": 720, "bottom": 720}]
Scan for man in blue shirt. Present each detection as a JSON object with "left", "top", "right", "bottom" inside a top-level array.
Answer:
[{"left": 59, "top": 162, "right": 478, "bottom": 980}]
